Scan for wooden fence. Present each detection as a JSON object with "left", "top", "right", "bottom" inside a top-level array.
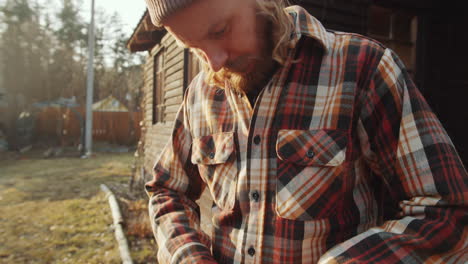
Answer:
[{"left": 35, "top": 107, "right": 142, "bottom": 146}]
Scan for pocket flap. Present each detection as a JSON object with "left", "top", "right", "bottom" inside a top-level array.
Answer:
[
  {"left": 276, "top": 129, "right": 347, "bottom": 166},
  {"left": 192, "top": 132, "right": 235, "bottom": 165}
]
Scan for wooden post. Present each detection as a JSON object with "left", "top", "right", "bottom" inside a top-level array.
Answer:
[{"left": 100, "top": 184, "right": 133, "bottom": 264}]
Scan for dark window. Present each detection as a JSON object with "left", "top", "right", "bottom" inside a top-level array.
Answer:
[
  {"left": 153, "top": 50, "right": 165, "bottom": 124},
  {"left": 188, "top": 50, "right": 201, "bottom": 81},
  {"left": 184, "top": 49, "right": 201, "bottom": 94},
  {"left": 368, "top": 6, "right": 392, "bottom": 38},
  {"left": 368, "top": 6, "right": 418, "bottom": 76}
]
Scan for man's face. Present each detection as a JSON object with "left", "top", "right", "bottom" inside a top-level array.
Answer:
[{"left": 163, "top": 0, "right": 275, "bottom": 93}]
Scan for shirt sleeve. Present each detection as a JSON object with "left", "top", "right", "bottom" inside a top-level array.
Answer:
[
  {"left": 145, "top": 85, "right": 217, "bottom": 264},
  {"left": 319, "top": 48, "right": 468, "bottom": 263}
]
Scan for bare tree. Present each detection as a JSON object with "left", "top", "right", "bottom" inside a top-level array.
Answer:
[{"left": 0, "top": 0, "right": 144, "bottom": 149}]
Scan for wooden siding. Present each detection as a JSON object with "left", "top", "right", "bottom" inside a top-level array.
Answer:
[
  {"left": 141, "top": 33, "right": 186, "bottom": 180},
  {"left": 138, "top": 32, "right": 212, "bottom": 235}
]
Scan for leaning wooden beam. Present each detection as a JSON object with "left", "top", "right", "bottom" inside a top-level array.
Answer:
[{"left": 100, "top": 184, "right": 134, "bottom": 264}]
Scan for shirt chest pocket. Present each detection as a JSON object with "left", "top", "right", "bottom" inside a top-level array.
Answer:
[
  {"left": 191, "top": 132, "right": 237, "bottom": 211},
  {"left": 275, "top": 129, "right": 348, "bottom": 220}
]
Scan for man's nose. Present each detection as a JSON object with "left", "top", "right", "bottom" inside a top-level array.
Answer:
[{"left": 204, "top": 47, "right": 228, "bottom": 72}]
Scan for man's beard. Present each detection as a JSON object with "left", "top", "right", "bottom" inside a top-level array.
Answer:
[{"left": 222, "top": 20, "right": 276, "bottom": 94}]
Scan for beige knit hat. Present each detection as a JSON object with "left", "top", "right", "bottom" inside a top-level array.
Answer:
[{"left": 144, "top": 0, "right": 196, "bottom": 27}]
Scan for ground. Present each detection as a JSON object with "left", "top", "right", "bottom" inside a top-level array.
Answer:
[{"left": 0, "top": 148, "right": 157, "bottom": 263}]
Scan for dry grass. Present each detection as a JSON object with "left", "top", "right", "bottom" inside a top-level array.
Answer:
[
  {"left": 123, "top": 200, "right": 153, "bottom": 238},
  {"left": 122, "top": 199, "right": 158, "bottom": 263},
  {"left": 0, "top": 150, "right": 157, "bottom": 263}
]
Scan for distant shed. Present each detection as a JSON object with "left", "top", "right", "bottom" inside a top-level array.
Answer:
[{"left": 92, "top": 95, "right": 128, "bottom": 112}]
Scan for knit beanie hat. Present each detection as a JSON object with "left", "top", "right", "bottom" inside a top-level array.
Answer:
[{"left": 144, "top": 0, "right": 196, "bottom": 27}]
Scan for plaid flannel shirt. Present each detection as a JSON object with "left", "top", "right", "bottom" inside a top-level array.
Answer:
[{"left": 146, "top": 6, "right": 468, "bottom": 264}]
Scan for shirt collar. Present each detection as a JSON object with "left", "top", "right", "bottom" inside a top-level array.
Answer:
[{"left": 286, "top": 5, "right": 331, "bottom": 53}]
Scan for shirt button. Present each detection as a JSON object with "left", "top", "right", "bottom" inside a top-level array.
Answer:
[
  {"left": 253, "top": 135, "right": 261, "bottom": 145},
  {"left": 209, "top": 152, "right": 215, "bottom": 159},
  {"left": 252, "top": 191, "right": 260, "bottom": 202},
  {"left": 306, "top": 149, "right": 314, "bottom": 158},
  {"left": 248, "top": 247, "right": 256, "bottom": 256}
]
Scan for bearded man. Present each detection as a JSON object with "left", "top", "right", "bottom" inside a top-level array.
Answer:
[{"left": 142, "top": 0, "right": 468, "bottom": 263}]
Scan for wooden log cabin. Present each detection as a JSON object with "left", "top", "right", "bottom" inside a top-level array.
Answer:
[{"left": 127, "top": 0, "right": 468, "bottom": 187}]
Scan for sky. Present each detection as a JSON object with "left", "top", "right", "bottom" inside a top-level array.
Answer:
[
  {"left": 81, "top": 0, "right": 147, "bottom": 35},
  {"left": 0, "top": 0, "right": 147, "bottom": 36}
]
